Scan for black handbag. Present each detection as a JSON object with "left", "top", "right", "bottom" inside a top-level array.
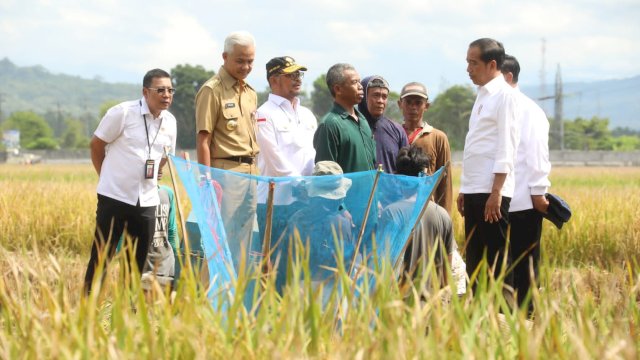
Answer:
[{"left": 543, "top": 193, "right": 572, "bottom": 229}]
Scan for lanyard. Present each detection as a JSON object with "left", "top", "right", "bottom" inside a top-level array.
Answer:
[{"left": 140, "top": 101, "right": 163, "bottom": 159}]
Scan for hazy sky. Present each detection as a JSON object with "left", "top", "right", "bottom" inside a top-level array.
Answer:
[{"left": 1, "top": 0, "right": 639, "bottom": 96}]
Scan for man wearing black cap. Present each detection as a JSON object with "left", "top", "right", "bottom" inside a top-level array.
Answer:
[
  {"left": 257, "top": 56, "right": 317, "bottom": 179},
  {"left": 399, "top": 82, "right": 452, "bottom": 214},
  {"left": 255, "top": 56, "right": 318, "bottom": 244}
]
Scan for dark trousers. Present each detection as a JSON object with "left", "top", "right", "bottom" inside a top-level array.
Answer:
[
  {"left": 464, "top": 193, "right": 513, "bottom": 291},
  {"left": 509, "top": 209, "right": 542, "bottom": 314},
  {"left": 84, "top": 194, "right": 156, "bottom": 295}
]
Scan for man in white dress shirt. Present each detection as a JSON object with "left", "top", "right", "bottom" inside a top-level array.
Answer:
[
  {"left": 456, "top": 38, "right": 519, "bottom": 292},
  {"left": 255, "top": 56, "right": 317, "bottom": 244},
  {"left": 502, "top": 54, "right": 551, "bottom": 315},
  {"left": 84, "top": 68, "right": 177, "bottom": 295}
]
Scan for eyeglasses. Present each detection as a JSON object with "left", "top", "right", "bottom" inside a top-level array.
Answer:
[
  {"left": 280, "top": 72, "right": 304, "bottom": 81},
  {"left": 147, "top": 87, "right": 176, "bottom": 95}
]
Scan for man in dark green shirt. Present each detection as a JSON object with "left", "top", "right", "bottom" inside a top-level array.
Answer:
[{"left": 313, "top": 63, "right": 376, "bottom": 173}]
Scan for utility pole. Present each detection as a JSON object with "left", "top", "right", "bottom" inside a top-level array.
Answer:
[
  {"left": 555, "top": 64, "right": 564, "bottom": 150},
  {"left": 539, "top": 64, "right": 565, "bottom": 150},
  {"left": 539, "top": 38, "right": 547, "bottom": 115}
]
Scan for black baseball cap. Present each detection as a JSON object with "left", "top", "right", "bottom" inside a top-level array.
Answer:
[{"left": 266, "top": 56, "right": 307, "bottom": 78}]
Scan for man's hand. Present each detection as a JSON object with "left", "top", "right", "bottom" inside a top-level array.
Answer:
[
  {"left": 484, "top": 192, "right": 502, "bottom": 223},
  {"left": 532, "top": 195, "right": 549, "bottom": 214},
  {"left": 456, "top": 193, "right": 465, "bottom": 217},
  {"left": 90, "top": 135, "right": 107, "bottom": 176},
  {"left": 484, "top": 173, "right": 507, "bottom": 223},
  {"left": 157, "top": 158, "right": 167, "bottom": 180}
]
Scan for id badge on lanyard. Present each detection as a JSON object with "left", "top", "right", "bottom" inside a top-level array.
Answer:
[
  {"left": 142, "top": 103, "right": 162, "bottom": 180},
  {"left": 145, "top": 159, "right": 155, "bottom": 179}
]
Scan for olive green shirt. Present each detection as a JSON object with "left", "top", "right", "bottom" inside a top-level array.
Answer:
[{"left": 313, "top": 103, "right": 376, "bottom": 173}]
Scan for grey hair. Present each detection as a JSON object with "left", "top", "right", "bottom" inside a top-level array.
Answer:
[
  {"left": 223, "top": 31, "right": 256, "bottom": 53},
  {"left": 326, "top": 63, "right": 355, "bottom": 97}
]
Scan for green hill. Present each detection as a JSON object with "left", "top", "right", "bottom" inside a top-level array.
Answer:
[
  {"left": 0, "top": 58, "right": 139, "bottom": 120},
  {"left": 1, "top": 57, "right": 638, "bottom": 131}
]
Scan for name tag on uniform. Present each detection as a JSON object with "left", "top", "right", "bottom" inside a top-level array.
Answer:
[{"left": 225, "top": 103, "right": 236, "bottom": 109}]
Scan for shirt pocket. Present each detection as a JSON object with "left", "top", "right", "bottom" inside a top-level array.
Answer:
[
  {"left": 122, "top": 121, "right": 147, "bottom": 149},
  {"left": 221, "top": 106, "right": 241, "bottom": 132},
  {"left": 221, "top": 100, "right": 241, "bottom": 133},
  {"left": 152, "top": 132, "right": 173, "bottom": 155},
  {"left": 275, "top": 121, "right": 298, "bottom": 147}
]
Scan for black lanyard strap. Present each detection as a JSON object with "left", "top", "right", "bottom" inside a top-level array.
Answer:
[{"left": 140, "top": 101, "right": 163, "bottom": 159}]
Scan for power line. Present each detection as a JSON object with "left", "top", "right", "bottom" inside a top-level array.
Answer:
[{"left": 0, "top": 92, "right": 4, "bottom": 123}]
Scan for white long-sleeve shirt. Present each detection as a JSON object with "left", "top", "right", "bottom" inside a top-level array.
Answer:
[
  {"left": 256, "top": 93, "right": 317, "bottom": 204},
  {"left": 460, "top": 75, "right": 519, "bottom": 198},
  {"left": 509, "top": 87, "right": 551, "bottom": 212}
]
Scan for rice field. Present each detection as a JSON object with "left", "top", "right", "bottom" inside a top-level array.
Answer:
[{"left": 0, "top": 163, "right": 639, "bottom": 359}]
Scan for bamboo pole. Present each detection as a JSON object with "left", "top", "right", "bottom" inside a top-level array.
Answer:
[
  {"left": 348, "top": 164, "right": 383, "bottom": 277},
  {"left": 261, "top": 180, "right": 276, "bottom": 283},
  {"left": 164, "top": 147, "right": 190, "bottom": 253},
  {"left": 164, "top": 148, "right": 199, "bottom": 287}
]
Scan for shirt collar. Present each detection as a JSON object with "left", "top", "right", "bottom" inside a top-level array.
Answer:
[
  {"left": 403, "top": 123, "right": 434, "bottom": 136},
  {"left": 219, "top": 66, "right": 254, "bottom": 92},
  {"left": 332, "top": 102, "right": 362, "bottom": 120},
  {"left": 268, "top": 93, "right": 299, "bottom": 108},
  {"left": 140, "top": 97, "right": 164, "bottom": 120},
  {"left": 480, "top": 73, "right": 507, "bottom": 95}
]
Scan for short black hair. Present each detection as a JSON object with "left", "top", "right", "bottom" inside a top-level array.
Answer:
[
  {"left": 469, "top": 38, "right": 505, "bottom": 70},
  {"left": 501, "top": 54, "right": 520, "bottom": 84},
  {"left": 143, "top": 68, "right": 171, "bottom": 88},
  {"left": 396, "top": 145, "right": 432, "bottom": 177}
]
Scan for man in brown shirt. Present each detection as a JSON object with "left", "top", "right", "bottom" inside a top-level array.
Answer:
[
  {"left": 196, "top": 31, "right": 259, "bottom": 175},
  {"left": 399, "top": 82, "right": 452, "bottom": 214},
  {"left": 195, "top": 31, "right": 260, "bottom": 254}
]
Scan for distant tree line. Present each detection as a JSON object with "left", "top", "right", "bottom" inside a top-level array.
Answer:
[{"left": 1, "top": 63, "right": 639, "bottom": 152}]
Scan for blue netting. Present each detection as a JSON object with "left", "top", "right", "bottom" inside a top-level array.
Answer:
[{"left": 170, "top": 155, "right": 443, "bottom": 309}]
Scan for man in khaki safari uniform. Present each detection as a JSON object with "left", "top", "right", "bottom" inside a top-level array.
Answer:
[
  {"left": 195, "top": 30, "right": 260, "bottom": 253},
  {"left": 196, "top": 30, "right": 259, "bottom": 175}
]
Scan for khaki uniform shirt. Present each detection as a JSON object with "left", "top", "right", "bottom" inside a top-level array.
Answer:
[{"left": 195, "top": 66, "right": 260, "bottom": 164}]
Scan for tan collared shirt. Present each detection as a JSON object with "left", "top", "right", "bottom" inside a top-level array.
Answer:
[
  {"left": 406, "top": 124, "right": 453, "bottom": 214},
  {"left": 195, "top": 66, "right": 259, "bottom": 162}
]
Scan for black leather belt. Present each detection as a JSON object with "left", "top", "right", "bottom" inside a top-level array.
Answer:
[{"left": 220, "top": 156, "right": 255, "bottom": 165}]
